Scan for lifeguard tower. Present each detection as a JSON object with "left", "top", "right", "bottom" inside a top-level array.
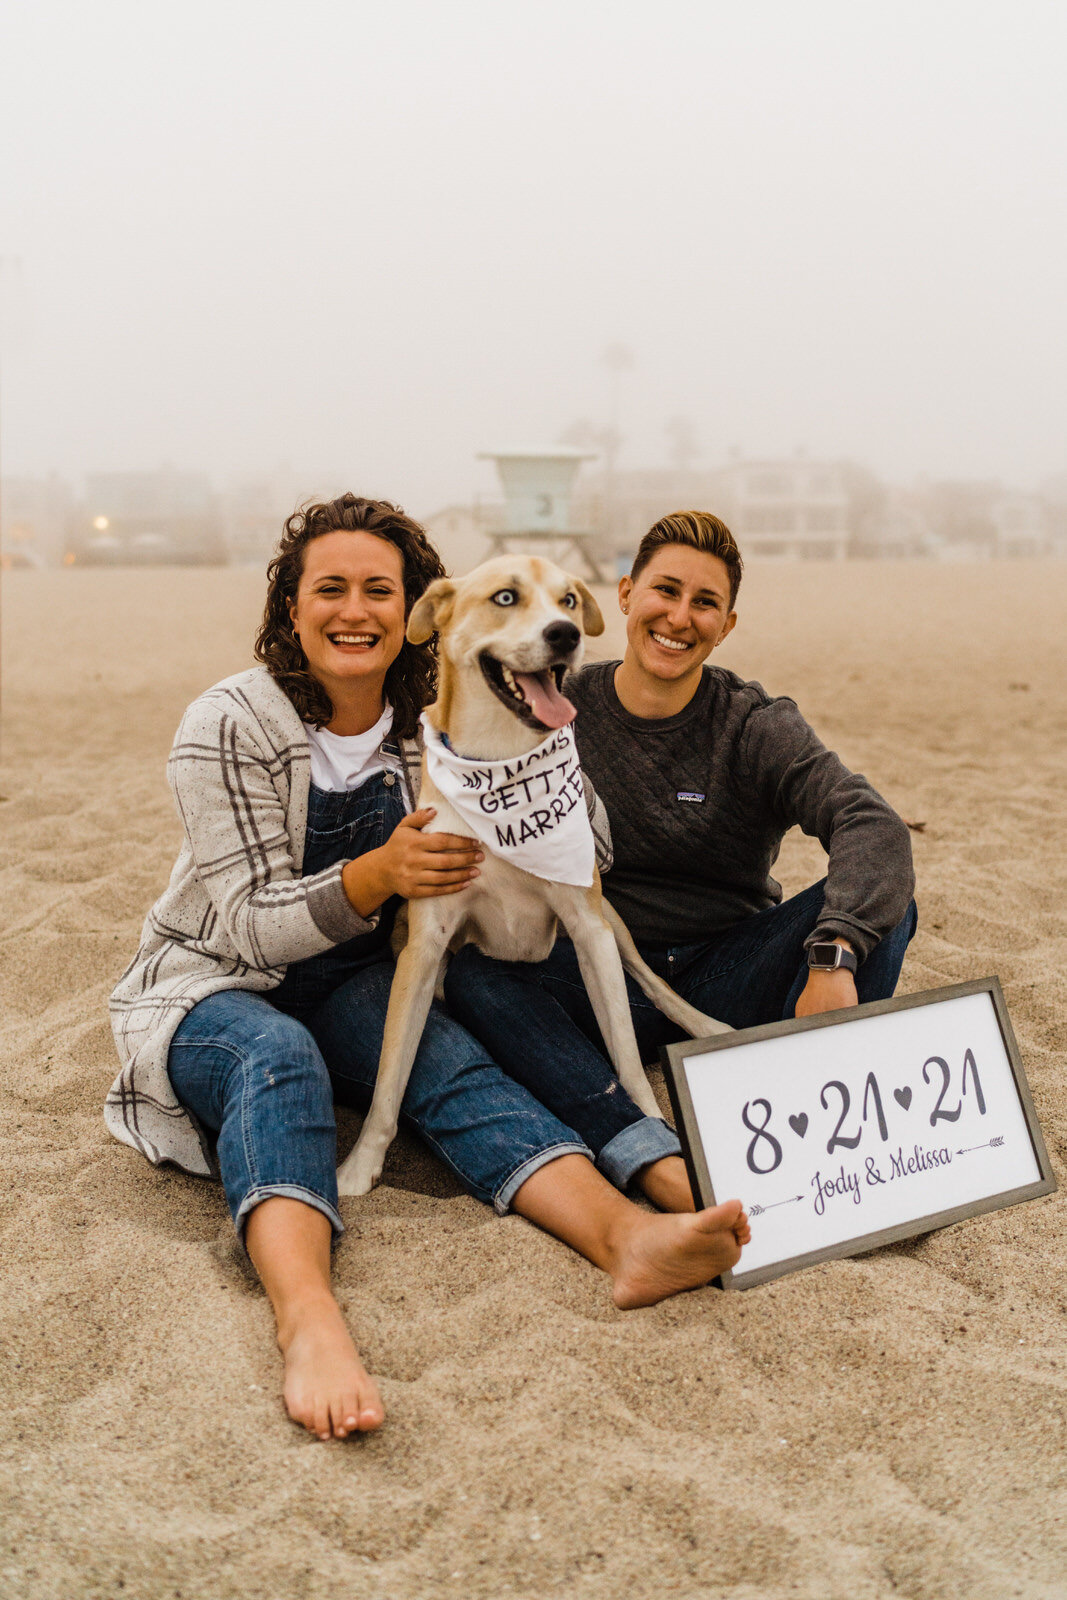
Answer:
[{"left": 478, "top": 448, "right": 603, "bottom": 582}]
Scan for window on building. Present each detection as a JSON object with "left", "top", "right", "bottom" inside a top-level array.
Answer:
[
  {"left": 746, "top": 473, "right": 791, "bottom": 496},
  {"left": 742, "top": 506, "right": 797, "bottom": 533},
  {"left": 803, "top": 507, "right": 842, "bottom": 532}
]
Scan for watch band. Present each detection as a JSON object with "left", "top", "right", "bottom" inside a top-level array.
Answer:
[{"left": 807, "top": 941, "right": 858, "bottom": 974}]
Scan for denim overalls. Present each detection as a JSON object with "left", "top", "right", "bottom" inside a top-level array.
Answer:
[{"left": 272, "top": 765, "right": 407, "bottom": 1017}]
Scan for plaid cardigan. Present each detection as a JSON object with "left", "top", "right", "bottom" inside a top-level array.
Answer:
[{"left": 106, "top": 666, "right": 613, "bottom": 1176}]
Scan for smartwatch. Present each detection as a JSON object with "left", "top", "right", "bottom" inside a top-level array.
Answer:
[{"left": 807, "top": 942, "right": 858, "bottom": 975}]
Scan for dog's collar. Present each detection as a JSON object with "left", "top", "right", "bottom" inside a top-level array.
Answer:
[{"left": 435, "top": 728, "right": 481, "bottom": 763}]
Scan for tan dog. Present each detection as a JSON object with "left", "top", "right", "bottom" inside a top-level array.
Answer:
[{"left": 336, "top": 555, "right": 729, "bottom": 1197}]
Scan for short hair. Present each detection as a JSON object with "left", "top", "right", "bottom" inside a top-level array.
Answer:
[
  {"left": 630, "top": 510, "right": 743, "bottom": 608},
  {"left": 255, "top": 493, "right": 447, "bottom": 737}
]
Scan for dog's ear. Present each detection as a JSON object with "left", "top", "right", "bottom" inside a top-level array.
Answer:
[
  {"left": 408, "top": 579, "right": 456, "bottom": 644},
  {"left": 573, "top": 579, "right": 604, "bottom": 638}
]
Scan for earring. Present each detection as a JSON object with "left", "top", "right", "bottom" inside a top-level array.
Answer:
[{"left": 622, "top": 604, "right": 629, "bottom": 615}]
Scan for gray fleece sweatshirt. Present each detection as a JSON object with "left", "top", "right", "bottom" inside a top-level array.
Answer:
[{"left": 567, "top": 661, "right": 914, "bottom": 959}]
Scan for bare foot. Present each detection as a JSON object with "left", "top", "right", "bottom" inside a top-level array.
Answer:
[
  {"left": 278, "top": 1294, "right": 385, "bottom": 1440},
  {"left": 609, "top": 1199, "right": 751, "bottom": 1310}
]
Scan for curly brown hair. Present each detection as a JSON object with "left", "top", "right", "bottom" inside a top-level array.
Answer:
[{"left": 254, "top": 494, "right": 447, "bottom": 737}]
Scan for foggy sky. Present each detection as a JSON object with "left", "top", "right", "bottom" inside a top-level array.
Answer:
[{"left": 1, "top": 0, "right": 1065, "bottom": 513}]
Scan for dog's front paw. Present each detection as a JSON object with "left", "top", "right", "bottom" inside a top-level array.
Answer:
[
  {"left": 337, "top": 1125, "right": 396, "bottom": 1196},
  {"left": 336, "top": 1150, "right": 382, "bottom": 1196}
]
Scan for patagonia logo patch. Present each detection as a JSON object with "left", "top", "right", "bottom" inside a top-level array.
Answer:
[{"left": 676, "top": 790, "right": 705, "bottom": 804}]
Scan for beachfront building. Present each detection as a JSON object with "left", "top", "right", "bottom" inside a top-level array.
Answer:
[
  {"left": 570, "top": 457, "right": 871, "bottom": 568},
  {"left": 913, "top": 480, "right": 1052, "bottom": 561},
  {"left": 70, "top": 468, "right": 226, "bottom": 566},
  {"left": 219, "top": 471, "right": 315, "bottom": 566},
  {"left": 988, "top": 493, "right": 1049, "bottom": 559},
  {"left": 852, "top": 485, "right": 936, "bottom": 560},
  {"left": 0, "top": 474, "right": 73, "bottom": 567},
  {"left": 711, "top": 458, "right": 852, "bottom": 561},
  {"left": 1041, "top": 473, "right": 1067, "bottom": 558}
]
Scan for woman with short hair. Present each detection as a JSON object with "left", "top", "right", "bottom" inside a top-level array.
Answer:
[{"left": 446, "top": 510, "right": 917, "bottom": 1112}]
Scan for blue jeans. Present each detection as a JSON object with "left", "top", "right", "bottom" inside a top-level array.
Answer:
[
  {"left": 168, "top": 961, "right": 680, "bottom": 1240},
  {"left": 168, "top": 771, "right": 679, "bottom": 1240},
  {"left": 445, "top": 880, "right": 918, "bottom": 1081}
]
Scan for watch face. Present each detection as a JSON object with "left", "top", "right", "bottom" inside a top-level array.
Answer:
[{"left": 808, "top": 943, "right": 841, "bottom": 968}]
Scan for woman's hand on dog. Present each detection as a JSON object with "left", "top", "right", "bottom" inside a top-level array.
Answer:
[{"left": 342, "top": 809, "right": 482, "bottom": 916}]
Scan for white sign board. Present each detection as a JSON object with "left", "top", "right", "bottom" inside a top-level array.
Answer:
[{"left": 663, "top": 979, "right": 1055, "bottom": 1290}]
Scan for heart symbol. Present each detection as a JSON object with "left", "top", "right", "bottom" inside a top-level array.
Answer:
[
  {"left": 788, "top": 1113, "right": 809, "bottom": 1138},
  {"left": 894, "top": 1086, "right": 913, "bottom": 1110}
]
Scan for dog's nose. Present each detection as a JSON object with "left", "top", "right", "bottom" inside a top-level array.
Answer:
[{"left": 542, "top": 620, "right": 581, "bottom": 654}]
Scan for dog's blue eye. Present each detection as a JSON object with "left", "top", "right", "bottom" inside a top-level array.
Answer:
[
  {"left": 492, "top": 589, "right": 519, "bottom": 607},
  {"left": 561, "top": 593, "right": 577, "bottom": 609}
]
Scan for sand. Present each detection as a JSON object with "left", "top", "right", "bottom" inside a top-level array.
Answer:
[{"left": 1, "top": 560, "right": 1065, "bottom": 1600}]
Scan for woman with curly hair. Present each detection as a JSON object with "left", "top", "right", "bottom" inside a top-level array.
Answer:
[{"left": 106, "top": 494, "right": 749, "bottom": 1443}]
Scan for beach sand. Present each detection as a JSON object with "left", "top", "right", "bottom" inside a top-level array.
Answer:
[{"left": 1, "top": 560, "right": 1065, "bottom": 1599}]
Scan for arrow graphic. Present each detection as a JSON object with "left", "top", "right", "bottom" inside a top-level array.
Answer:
[
  {"left": 748, "top": 1194, "right": 804, "bottom": 1217},
  {"left": 956, "top": 1136, "right": 1005, "bottom": 1154}
]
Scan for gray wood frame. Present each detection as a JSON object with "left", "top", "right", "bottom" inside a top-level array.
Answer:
[{"left": 661, "top": 976, "right": 1057, "bottom": 1291}]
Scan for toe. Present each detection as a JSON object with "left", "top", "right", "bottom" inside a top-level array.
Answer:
[
  {"left": 359, "top": 1402, "right": 385, "bottom": 1431},
  {"left": 357, "top": 1382, "right": 385, "bottom": 1431},
  {"left": 331, "top": 1394, "right": 353, "bottom": 1439}
]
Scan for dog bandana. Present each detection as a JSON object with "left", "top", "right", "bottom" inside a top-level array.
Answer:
[{"left": 420, "top": 714, "right": 595, "bottom": 887}]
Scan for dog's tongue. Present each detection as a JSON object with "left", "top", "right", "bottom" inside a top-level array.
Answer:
[{"left": 514, "top": 671, "right": 576, "bottom": 729}]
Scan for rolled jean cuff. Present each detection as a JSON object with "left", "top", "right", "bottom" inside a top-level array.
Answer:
[
  {"left": 494, "top": 1141, "right": 592, "bottom": 1215},
  {"left": 596, "top": 1117, "right": 682, "bottom": 1191},
  {"left": 234, "top": 1184, "right": 345, "bottom": 1250}
]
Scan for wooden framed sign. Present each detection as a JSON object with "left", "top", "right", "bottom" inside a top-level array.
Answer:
[{"left": 662, "top": 978, "right": 1056, "bottom": 1291}]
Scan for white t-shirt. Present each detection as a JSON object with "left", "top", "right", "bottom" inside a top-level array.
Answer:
[{"left": 305, "top": 704, "right": 405, "bottom": 794}]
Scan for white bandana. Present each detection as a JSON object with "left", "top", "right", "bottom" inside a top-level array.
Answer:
[{"left": 420, "top": 713, "right": 595, "bottom": 887}]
